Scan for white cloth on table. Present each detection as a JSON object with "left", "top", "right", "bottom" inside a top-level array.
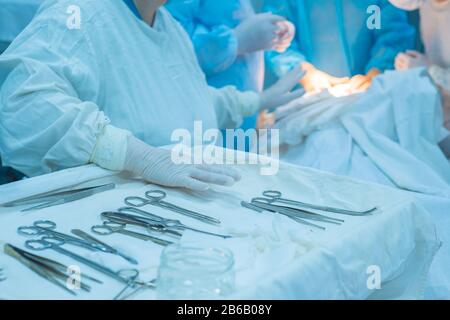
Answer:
[{"left": 0, "top": 159, "right": 440, "bottom": 300}]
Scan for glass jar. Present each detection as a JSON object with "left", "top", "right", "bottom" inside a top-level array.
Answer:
[{"left": 156, "top": 243, "right": 235, "bottom": 300}]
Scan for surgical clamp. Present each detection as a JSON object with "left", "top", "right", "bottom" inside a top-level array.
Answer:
[
  {"left": 124, "top": 190, "right": 221, "bottom": 225},
  {"left": 18, "top": 220, "right": 103, "bottom": 252},
  {"left": 118, "top": 207, "right": 232, "bottom": 239},
  {"left": 91, "top": 221, "right": 173, "bottom": 247},
  {"left": 101, "top": 211, "right": 183, "bottom": 238}
]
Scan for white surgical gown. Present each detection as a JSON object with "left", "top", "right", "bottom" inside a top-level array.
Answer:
[{"left": 0, "top": 0, "right": 259, "bottom": 177}]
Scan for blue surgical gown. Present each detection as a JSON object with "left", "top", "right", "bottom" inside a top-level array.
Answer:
[
  {"left": 166, "top": 0, "right": 263, "bottom": 130},
  {"left": 264, "top": 0, "right": 416, "bottom": 78}
]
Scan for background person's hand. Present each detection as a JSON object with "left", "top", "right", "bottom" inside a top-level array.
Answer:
[
  {"left": 259, "top": 65, "right": 305, "bottom": 110},
  {"left": 234, "top": 13, "right": 287, "bottom": 55},
  {"left": 124, "top": 136, "right": 241, "bottom": 191},
  {"left": 274, "top": 20, "right": 295, "bottom": 53},
  {"left": 300, "top": 62, "right": 349, "bottom": 93},
  {"left": 395, "top": 50, "right": 430, "bottom": 70},
  {"left": 348, "top": 68, "right": 380, "bottom": 93}
]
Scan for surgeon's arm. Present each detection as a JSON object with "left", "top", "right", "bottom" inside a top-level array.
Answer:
[
  {"left": 365, "top": 0, "right": 416, "bottom": 73},
  {"left": 0, "top": 56, "right": 110, "bottom": 177},
  {"left": 210, "top": 66, "right": 305, "bottom": 128}
]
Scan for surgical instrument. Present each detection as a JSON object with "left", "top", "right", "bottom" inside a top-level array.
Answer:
[
  {"left": 0, "top": 267, "right": 5, "bottom": 282},
  {"left": 19, "top": 183, "right": 116, "bottom": 212},
  {"left": 71, "top": 229, "right": 139, "bottom": 265},
  {"left": 113, "top": 269, "right": 140, "bottom": 300},
  {"left": 117, "top": 278, "right": 157, "bottom": 300},
  {"left": 118, "top": 207, "right": 233, "bottom": 239},
  {"left": 241, "top": 201, "right": 326, "bottom": 230},
  {"left": 102, "top": 211, "right": 182, "bottom": 238},
  {"left": 25, "top": 236, "right": 138, "bottom": 285},
  {"left": 260, "top": 190, "right": 377, "bottom": 216},
  {"left": 4, "top": 243, "right": 100, "bottom": 295},
  {"left": 124, "top": 190, "right": 221, "bottom": 225},
  {"left": 91, "top": 221, "right": 173, "bottom": 246},
  {"left": 251, "top": 198, "right": 345, "bottom": 224},
  {"left": 18, "top": 220, "right": 102, "bottom": 252}
]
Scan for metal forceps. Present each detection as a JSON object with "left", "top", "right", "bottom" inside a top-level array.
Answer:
[
  {"left": 260, "top": 191, "right": 377, "bottom": 216},
  {"left": 19, "top": 183, "right": 116, "bottom": 212},
  {"left": 4, "top": 243, "right": 101, "bottom": 295},
  {"left": 117, "top": 207, "right": 232, "bottom": 239},
  {"left": 24, "top": 236, "right": 138, "bottom": 285},
  {"left": 91, "top": 221, "right": 173, "bottom": 246},
  {"left": 124, "top": 190, "right": 221, "bottom": 225},
  {"left": 241, "top": 201, "right": 326, "bottom": 230},
  {"left": 71, "top": 229, "right": 138, "bottom": 265},
  {"left": 18, "top": 220, "right": 101, "bottom": 252},
  {"left": 251, "top": 198, "right": 345, "bottom": 225}
]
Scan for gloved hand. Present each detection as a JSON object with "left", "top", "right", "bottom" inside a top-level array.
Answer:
[
  {"left": 234, "top": 13, "right": 287, "bottom": 55},
  {"left": 124, "top": 136, "right": 241, "bottom": 191},
  {"left": 274, "top": 20, "right": 295, "bottom": 53},
  {"left": 300, "top": 62, "right": 350, "bottom": 93},
  {"left": 348, "top": 68, "right": 381, "bottom": 93},
  {"left": 395, "top": 50, "right": 430, "bottom": 70},
  {"left": 259, "top": 65, "right": 305, "bottom": 110}
]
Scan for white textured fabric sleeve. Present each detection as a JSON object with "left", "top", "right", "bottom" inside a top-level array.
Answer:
[
  {"left": 90, "top": 125, "right": 131, "bottom": 171},
  {"left": 209, "top": 86, "right": 260, "bottom": 129}
]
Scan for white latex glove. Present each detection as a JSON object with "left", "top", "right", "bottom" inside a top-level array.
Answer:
[
  {"left": 259, "top": 65, "right": 305, "bottom": 110},
  {"left": 234, "top": 13, "right": 286, "bottom": 55},
  {"left": 124, "top": 136, "right": 241, "bottom": 191},
  {"left": 274, "top": 20, "right": 295, "bottom": 53},
  {"left": 395, "top": 50, "right": 430, "bottom": 70}
]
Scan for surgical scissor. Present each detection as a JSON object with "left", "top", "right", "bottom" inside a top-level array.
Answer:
[
  {"left": 124, "top": 190, "right": 221, "bottom": 225},
  {"left": 259, "top": 191, "right": 377, "bottom": 216},
  {"left": 102, "top": 211, "right": 183, "bottom": 238},
  {"left": 117, "top": 207, "right": 232, "bottom": 239},
  {"left": 18, "top": 220, "right": 102, "bottom": 252},
  {"left": 91, "top": 221, "right": 173, "bottom": 246},
  {"left": 25, "top": 236, "right": 138, "bottom": 285},
  {"left": 71, "top": 229, "right": 138, "bottom": 265}
]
